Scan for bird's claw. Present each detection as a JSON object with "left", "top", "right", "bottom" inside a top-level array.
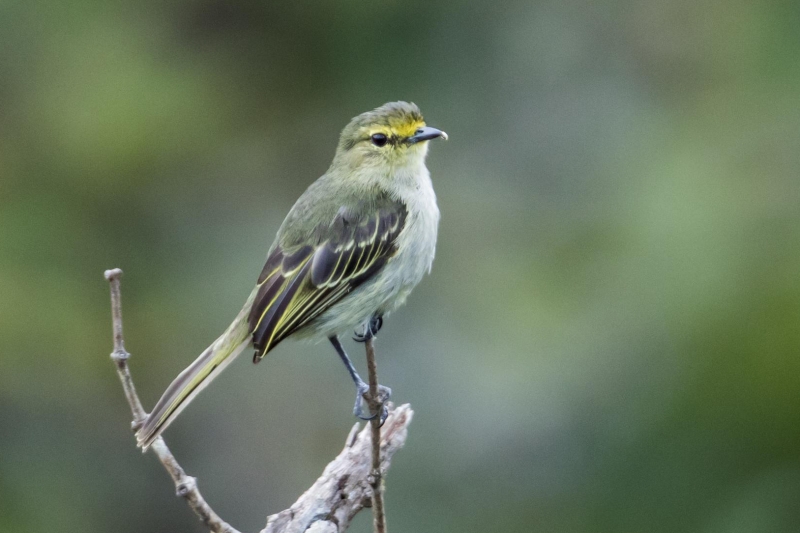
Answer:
[
  {"left": 353, "top": 315, "right": 383, "bottom": 343},
  {"left": 353, "top": 381, "right": 391, "bottom": 426}
]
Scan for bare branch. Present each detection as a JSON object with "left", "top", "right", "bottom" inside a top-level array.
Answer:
[
  {"left": 104, "top": 269, "right": 412, "bottom": 533},
  {"left": 364, "top": 338, "right": 387, "bottom": 533},
  {"left": 105, "top": 268, "right": 146, "bottom": 422},
  {"left": 105, "top": 268, "right": 240, "bottom": 533},
  {"left": 262, "top": 404, "right": 412, "bottom": 533}
]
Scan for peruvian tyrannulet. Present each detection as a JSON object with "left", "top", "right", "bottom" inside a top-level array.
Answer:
[{"left": 137, "top": 102, "right": 446, "bottom": 449}]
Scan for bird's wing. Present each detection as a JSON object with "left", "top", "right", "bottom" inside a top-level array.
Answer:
[{"left": 248, "top": 201, "right": 407, "bottom": 360}]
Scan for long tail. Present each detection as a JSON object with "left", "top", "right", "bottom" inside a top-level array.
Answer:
[{"left": 136, "top": 297, "right": 254, "bottom": 450}]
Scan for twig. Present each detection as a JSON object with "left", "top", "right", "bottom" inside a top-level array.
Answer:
[
  {"left": 104, "top": 269, "right": 239, "bottom": 533},
  {"left": 364, "top": 338, "right": 387, "bottom": 533},
  {"left": 104, "top": 268, "right": 412, "bottom": 533}
]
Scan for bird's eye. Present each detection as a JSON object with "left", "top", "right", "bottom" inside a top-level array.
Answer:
[{"left": 371, "top": 133, "right": 388, "bottom": 147}]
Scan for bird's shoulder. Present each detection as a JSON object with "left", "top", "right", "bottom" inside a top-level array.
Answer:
[{"left": 276, "top": 175, "right": 407, "bottom": 251}]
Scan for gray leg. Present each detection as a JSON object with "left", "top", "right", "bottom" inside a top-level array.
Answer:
[{"left": 329, "top": 336, "right": 390, "bottom": 421}]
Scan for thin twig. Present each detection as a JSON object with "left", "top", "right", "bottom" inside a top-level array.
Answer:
[
  {"left": 104, "top": 268, "right": 412, "bottom": 533},
  {"left": 364, "top": 338, "right": 387, "bottom": 533},
  {"left": 104, "top": 269, "right": 240, "bottom": 533}
]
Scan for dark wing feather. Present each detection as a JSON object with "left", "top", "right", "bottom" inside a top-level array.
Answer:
[{"left": 248, "top": 202, "right": 407, "bottom": 360}]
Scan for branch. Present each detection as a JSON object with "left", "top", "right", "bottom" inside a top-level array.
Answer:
[
  {"left": 364, "top": 338, "right": 387, "bottom": 533},
  {"left": 262, "top": 404, "right": 411, "bottom": 533},
  {"left": 105, "top": 268, "right": 239, "bottom": 533},
  {"left": 104, "top": 269, "right": 412, "bottom": 533}
]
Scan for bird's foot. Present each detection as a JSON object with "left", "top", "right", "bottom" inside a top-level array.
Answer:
[
  {"left": 353, "top": 380, "right": 392, "bottom": 426},
  {"left": 353, "top": 315, "right": 383, "bottom": 343}
]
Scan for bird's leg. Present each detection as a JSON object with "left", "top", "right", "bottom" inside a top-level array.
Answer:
[
  {"left": 329, "top": 336, "right": 391, "bottom": 423},
  {"left": 353, "top": 314, "right": 383, "bottom": 343}
]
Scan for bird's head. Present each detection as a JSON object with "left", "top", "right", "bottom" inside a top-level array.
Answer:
[{"left": 333, "top": 102, "right": 447, "bottom": 171}]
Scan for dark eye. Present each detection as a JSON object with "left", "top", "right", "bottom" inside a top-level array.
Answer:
[{"left": 371, "top": 133, "right": 388, "bottom": 147}]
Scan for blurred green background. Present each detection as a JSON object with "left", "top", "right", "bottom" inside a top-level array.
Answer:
[{"left": 2, "top": 1, "right": 800, "bottom": 532}]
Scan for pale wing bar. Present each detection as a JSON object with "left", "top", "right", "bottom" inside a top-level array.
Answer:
[{"left": 248, "top": 205, "right": 407, "bottom": 360}]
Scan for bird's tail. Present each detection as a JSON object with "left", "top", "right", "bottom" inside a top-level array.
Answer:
[{"left": 136, "top": 299, "right": 254, "bottom": 450}]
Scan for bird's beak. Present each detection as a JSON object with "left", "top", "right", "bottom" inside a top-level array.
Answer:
[{"left": 407, "top": 126, "right": 449, "bottom": 144}]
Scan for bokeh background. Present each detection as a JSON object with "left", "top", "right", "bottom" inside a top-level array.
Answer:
[{"left": 2, "top": 1, "right": 800, "bottom": 532}]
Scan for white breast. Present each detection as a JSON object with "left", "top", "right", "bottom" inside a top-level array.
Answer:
[{"left": 389, "top": 163, "right": 440, "bottom": 287}]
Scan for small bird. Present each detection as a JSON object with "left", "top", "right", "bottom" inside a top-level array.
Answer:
[{"left": 136, "top": 102, "right": 446, "bottom": 449}]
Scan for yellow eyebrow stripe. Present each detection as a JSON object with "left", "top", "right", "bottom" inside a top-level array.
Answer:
[{"left": 368, "top": 119, "right": 425, "bottom": 141}]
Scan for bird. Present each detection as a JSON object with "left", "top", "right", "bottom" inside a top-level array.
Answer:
[{"left": 136, "top": 101, "right": 446, "bottom": 450}]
